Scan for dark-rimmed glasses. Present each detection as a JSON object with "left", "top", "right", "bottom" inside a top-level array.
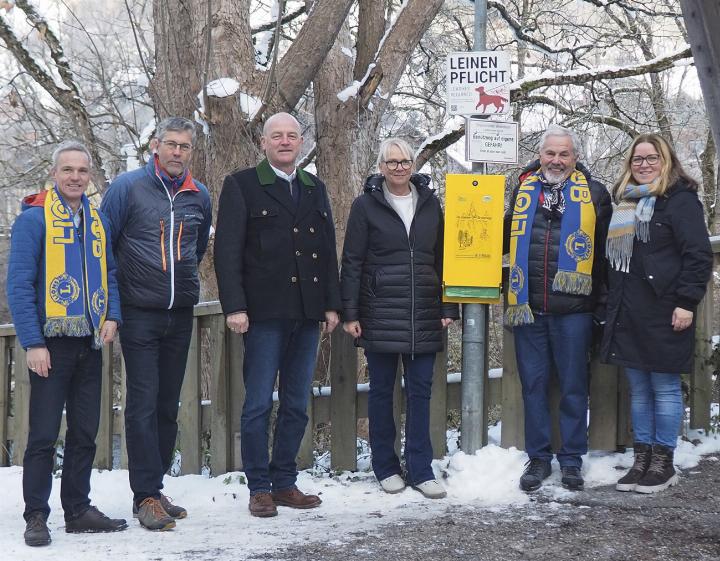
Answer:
[
  {"left": 384, "top": 159, "right": 413, "bottom": 170},
  {"left": 631, "top": 154, "right": 660, "bottom": 167}
]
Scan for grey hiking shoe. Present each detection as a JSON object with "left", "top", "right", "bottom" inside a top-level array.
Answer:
[
  {"left": 133, "top": 494, "right": 187, "bottom": 519},
  {"left": 136, "top": 497, "right": 176, "bottom": 531}
]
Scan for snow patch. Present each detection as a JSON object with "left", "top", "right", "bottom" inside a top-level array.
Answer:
[
  {"left": 2, "top": 426, "right": 718, "bottom": 559},
  {"left": 205, "top": 78, "right": 240, "bottom": 98},
  {"left": 195, "top": 82, "right": 262, "bottom": 135}
]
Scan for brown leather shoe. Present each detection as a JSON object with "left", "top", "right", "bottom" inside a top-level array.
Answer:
[
  {"left": 249, "top": 492, "right": 277, "bottom": 518},
  {"left": 271, "top": 487, "right": 322, "bottom": 509}
]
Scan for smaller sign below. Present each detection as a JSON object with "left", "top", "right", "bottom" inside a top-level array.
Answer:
[{"left": 466, "top": 118, "right": 519, "bottom": 165}]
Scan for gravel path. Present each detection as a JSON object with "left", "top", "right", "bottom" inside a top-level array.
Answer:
[{"left": 265, "top": 455, "right": 720, "bottom": 561}]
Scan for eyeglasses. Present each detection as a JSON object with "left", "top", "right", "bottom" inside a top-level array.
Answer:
[
  {"left": 160, "top": 140, "right": 193, "bottom": 152},
  {"left": 631, "top": 154, "right": 661, "bottom": 167},
  {"left": 383, "top": 159, "right": 413, "bottom": 170}
]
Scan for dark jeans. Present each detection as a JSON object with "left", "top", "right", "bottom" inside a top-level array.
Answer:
[
  {"left": 120, "top": 305, "right": 193, "bottom": 505},
  {"left": 513, "top": 312, "right": 592, "bottom": 468},
  {"left": 241, "top": 319, "right": 319, "bottom": 494},
  {"left": 365, "top": 351, "right": 436, "bottom": 485},
  {"left": 23, "top": 336, "right": 101, "bottom": 522}
]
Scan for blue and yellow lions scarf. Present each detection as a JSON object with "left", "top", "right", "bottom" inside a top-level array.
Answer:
[
  {"left": 506, "top": 171, "right": 596, "bottom": 326},
  {"left": 44, "top": 187, "right": 108, "bottom": 348}
]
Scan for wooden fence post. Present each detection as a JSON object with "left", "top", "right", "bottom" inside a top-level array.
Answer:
[
  {"left": 118, "top": 352, "right": 128, "bottom": 469},
  {"left": 690, "top": 286, "right": 713, "bottom": 431},
  {"left": 12, "top": 340, "right": 29, "bottom": 465},
  {"left": 501, "top": 328, "right": 524, "bottom": 449},
  {"left": 430, "top": 331, "right": 448, "bottom": 459},
  {"left": 616, "top": 371, "right": 633, "bottom": 448},
  {"left": 0, "top": 336, "right": 10, "bottom": 466},
  {"left": 209, "top": 314, "right": 231, "bottom": 475},
  {"left": 297, "top": 397, "right": 315, "bottom": 470},
  {"left": 330, "top": 329, "right": 358, "bottom": 471},
  {"left": 93, "top": 342, "right": 114, "bottom": 469},
  {"left": 588, "top": 360, "right": 619, "bottom": 451},
  {"left": 226, "top": 330, "right": 245, "bottom": 471},
  {"left": 178, "top": 317, "right": 202, "bottom": 474}
]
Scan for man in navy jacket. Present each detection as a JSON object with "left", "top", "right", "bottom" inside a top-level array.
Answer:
[
  {"left": 7, "top": 141, "right": 126, "bottom": 546},
  {"left": 101, "top": 117, "right": 211, "bottom": 531}
]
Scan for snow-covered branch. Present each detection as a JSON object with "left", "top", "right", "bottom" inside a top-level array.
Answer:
[{"left": 511, "top": 47, "right": 692, "bottom": 101}]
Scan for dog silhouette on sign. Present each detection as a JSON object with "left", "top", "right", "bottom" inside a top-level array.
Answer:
[{"left": 475, "top": 86, "right": 508, "bottom": 113}]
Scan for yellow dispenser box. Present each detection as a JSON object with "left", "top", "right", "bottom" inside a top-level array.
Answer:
[{"left": 443, "top": 174, "right": 505, "bottom": 304}]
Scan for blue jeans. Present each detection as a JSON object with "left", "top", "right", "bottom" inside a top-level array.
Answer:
[
  {"left": 365, "top": 352, "right": 436, "bottom": 485},
  {"left": 241, "top": 319, "right": 319, "bottom": 494},
  {"left": 120, "top": 305, "right": 194, "bottom": 505},
  {"left": 624, "top": 368, "right": 683, "bottom": 449},
  {"left": 23, "top": 337, "right": 101, "bottom": 522},
  {"left": 513, "top": 313, "right": 592, "bottom": 468}
]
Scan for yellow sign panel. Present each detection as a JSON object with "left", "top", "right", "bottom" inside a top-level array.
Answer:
[{"left": 443, "top": 174, "right": 505, "bottom": 303}]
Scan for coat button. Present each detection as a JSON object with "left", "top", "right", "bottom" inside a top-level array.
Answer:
[
  {"left": 312, "top": 253, "right": 318, "bottom": 259},
  {"left": 313, "top": 276, "right": 318, "bottom": 282},
  {"left": 296, "top": 250, "right": 302, "bottom": 256},
  {"left": 291, "top": 276, "right": 297, "bottom": 283},
  {"left": 322, "top": 211, "right": 328, "bottom": 218},
  {"left": 309, "top": 227, "right": 315, "bottom": 233},
  {"left": 293, "top": 227, "right": 299, "bottom": 233},
  {"left": 262, "top": 209, "right": 268, "bottom": 216},
  {"left": 648, "top": 275, "right": 654, "bottom": 279}
]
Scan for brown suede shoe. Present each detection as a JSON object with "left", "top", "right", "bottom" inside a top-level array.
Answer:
[
  {"left": 249, "top": 492, "right": 277, "bottom": 518},
  {"left": 271, "top": 487, "right": 322, "bottom": 509}
]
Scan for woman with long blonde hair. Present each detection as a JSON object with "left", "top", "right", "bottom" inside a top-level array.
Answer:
[{"left": 601, "top": 133, "right": 712, "bottom": 494}]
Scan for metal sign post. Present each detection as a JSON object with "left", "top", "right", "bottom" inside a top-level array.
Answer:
[{"left": 461, "top": 0, "right": 490, "bottom": 453}]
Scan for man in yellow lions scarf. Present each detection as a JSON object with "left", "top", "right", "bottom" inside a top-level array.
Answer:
[
  {"left": 7, "top": 141, "right": 126, "bottom": 546},
  {"left": 503, "top": 125, "right": 612, "bottom": 494}
]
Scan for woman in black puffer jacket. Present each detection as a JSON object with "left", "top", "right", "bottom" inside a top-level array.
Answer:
[{"left": 341, "top": 138, "right": 458, "bottom": 499}]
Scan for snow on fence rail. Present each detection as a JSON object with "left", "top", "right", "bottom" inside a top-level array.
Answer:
[{"left": 0, "top": 240, "right": 717, "bottom": 473}]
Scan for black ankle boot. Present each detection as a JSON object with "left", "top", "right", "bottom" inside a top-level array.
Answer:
[
  {"left": 635, "top": 444, "right": 678, "bottom": 494},
  {"left": 24, "top": 512, "right": 51, "bottom": 546},
  {"left": 616, "top": 442, "right": 652, "bottom": 492}
]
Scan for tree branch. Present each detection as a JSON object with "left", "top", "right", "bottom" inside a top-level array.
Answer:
[
  {"left": 1, "top": 1, "right": 105, "bottom": 182},
  {"left": 251, "top": 5, "right": 306, "bottom": 34},
  {"left": 273, "top": 0, "right": 354, "bottom": 112},
  {"left": 511, "top": 47, "right": 692, "bottom": 102}
]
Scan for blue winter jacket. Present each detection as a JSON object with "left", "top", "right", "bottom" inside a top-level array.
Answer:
[
  {"left": 100, "top": 158, "right": 212, "bottom": 309},
  {"left": 6, "top": 191, "right": 122, "bottom": 349}
]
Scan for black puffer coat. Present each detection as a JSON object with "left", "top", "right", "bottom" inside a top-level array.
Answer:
[
  {"left": 503, "top": 161, "right": 612, "bottom": 315},
  {"left": 600, "top": 180, "right": 712, "bottom": 373},
  {"left": 341, "top": 174, "right": 459, "bottom": 354}
]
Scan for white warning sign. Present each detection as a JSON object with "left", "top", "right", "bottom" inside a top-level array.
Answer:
[{"left": 446, "top": 51, "right": 511, "bottom": 116}]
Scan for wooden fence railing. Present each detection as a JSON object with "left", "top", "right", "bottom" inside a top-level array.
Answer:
[{"left": 1, "top": 247, "right": 716, "bottom": 473}]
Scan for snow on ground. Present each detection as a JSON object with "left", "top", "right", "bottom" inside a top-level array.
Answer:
[{"left": 2, "top": 428, "right": 719, "bottom": 561}]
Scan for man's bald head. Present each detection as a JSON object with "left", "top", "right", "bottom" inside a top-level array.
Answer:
[{"left": 261, "top": 112, "right": 304, "bottom": 174}]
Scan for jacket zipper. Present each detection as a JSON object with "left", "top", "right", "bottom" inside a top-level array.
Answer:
[
  {"left": 376, "top": 187, "right": 424, "bottom": 357},
  {"left": 410, "top": 245, "right": 416, "bottom": 357},
  {"left": 156, "top": 172, "right": 191, "bottom": 309},
  {"left": 543, "top": 217, "right": 552, "bottom": 312},
  {"left": 177, "top": 220, "right": 184, "bottom": 262},
  {"left": 160, "top": 219, "right": 167, "bottom": 272}
]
